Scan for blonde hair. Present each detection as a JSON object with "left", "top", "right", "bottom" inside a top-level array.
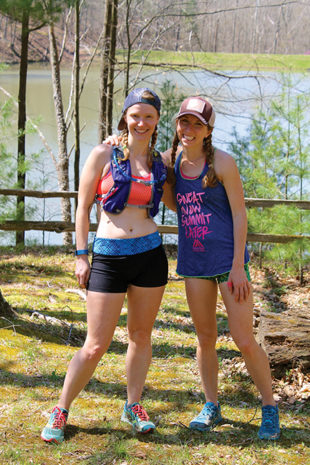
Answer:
[
  {"left": 119, "top": 90, "right": 158, "bottom": 169},
  {"left": 170, "top": 128, "right": 218, "bottom": 188}
]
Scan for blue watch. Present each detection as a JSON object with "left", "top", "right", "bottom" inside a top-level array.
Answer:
[{"left": 75, "top": 249, "right": 89, "bottom": 256}]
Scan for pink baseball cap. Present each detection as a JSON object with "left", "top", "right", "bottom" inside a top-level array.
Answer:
[{"left": 176, "top": 97, "right": 216, "bottom": 127}]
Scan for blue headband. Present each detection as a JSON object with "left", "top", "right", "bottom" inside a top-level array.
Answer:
[{"left": 118, "top": 87, "right": 161, "bottom": 130}]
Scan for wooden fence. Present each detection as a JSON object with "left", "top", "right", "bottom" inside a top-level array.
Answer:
[{"left": 0, "top": 189, "right": 309, "bottom": 244}]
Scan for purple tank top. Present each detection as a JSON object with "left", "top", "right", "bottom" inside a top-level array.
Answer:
[{"left": 175, "top": 152, "right": 249, "bottom": 277}]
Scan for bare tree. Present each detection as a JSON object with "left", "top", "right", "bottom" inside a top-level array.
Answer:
[
  {"left": 107, "top": 0, "right": 118, "bottom": 135},
  {"left": 16, "top": 7, "right": 29, "bottom": 246},
  {"left": 48, "top": 19, "right": 72, "bottom": 245},
  {"left": 74, "top": 0, "right": 80, "bottom": 214},
  {"left": 43, "top": 4, "right": 103, "bottom": 245},
  {"left": 98, "top": 0, "right": 114, "bottom": 143}
]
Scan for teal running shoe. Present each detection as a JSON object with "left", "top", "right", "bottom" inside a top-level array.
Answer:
[
  {"left": 121, "top": 401, "right": 155, "bottom": 433},
  {"left": 41, "top": 406, "right": 68, "bottom": 443},
  {"left": 258, "top": 405, "right": 280, "bottom": 440},
  {"left": 189, "top": 402, "right": 222, "bottom": 431}
]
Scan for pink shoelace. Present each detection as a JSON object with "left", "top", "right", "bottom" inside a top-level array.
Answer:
[
  {"left": 131, "top": 404, "right": 149, "bottom": 421},
  {"left": 51, "top": 407, "right": 68, "bottom": 428}
]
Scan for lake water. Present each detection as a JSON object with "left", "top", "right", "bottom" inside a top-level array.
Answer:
[{"left": 0, "top": 64, "right": 309, "bottom": 245}]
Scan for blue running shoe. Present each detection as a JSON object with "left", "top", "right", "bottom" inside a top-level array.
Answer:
[
  {"left": 189, "top": 402, "right": 222, "bottom": 431},
  {"left": 258, "top": 405, "right": 280, "bottom": 440},
  {"left": 121, "top": 401, "right": 155, "bottom": 433},
  {"left": 41, "top": 406, "right": 68, "bottom": 443}
]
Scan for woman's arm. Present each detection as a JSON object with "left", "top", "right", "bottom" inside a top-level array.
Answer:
[
  {"left": 75, "top": 144, "right": 111, "bottom": 287},
  {"left": 215, "top": 150, "right": 251, "bottom": 302},
  {"left": 161, "top": 181, "right": 176, "bottom": 211},
  {"left": 161, "top": 148, "right": 177, "bottom": 211}
]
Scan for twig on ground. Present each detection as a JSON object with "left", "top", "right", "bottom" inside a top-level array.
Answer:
[
  {"left": 0, "top": 317, "right": 19, "bottom": 334},
  {"left": 65, "top": 288, "right": 87, "bottom": 300}
]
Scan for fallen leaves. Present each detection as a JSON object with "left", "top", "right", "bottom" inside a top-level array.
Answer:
[{"left": 274, "top": 367, "right": 310, "bottom": 404}]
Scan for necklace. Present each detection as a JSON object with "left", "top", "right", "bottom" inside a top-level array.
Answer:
[{"left": 181, "top": 154, "right": 206, "bottom": 170}]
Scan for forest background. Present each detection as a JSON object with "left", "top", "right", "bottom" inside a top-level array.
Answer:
[
  {"left": 2, "top": 0, "right": 310, "bottom": 60},
  {"left": 0, "top": 0, "right": 309, "bottom": 282}
]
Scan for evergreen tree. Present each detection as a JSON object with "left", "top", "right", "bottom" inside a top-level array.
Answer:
[
  {"left": 230, "top": 75, "right": 310, "bottom": 281},
  {"left": 0, "top": 0, "right": 71, "bottom": 246},
  {"left": 157, "top": 80, "right": 186, "bottom": 152},
  {"left": 0, "top": 98, "right": 16, "bottom": 229},
  {"left": 0, "top": 94, "right": 40, "bottom": 246},
  {"left": 156, "top": 81, "right": 185, "bottom": 234}
]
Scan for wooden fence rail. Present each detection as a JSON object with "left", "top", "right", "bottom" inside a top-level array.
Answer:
[
  {"left": 1, "top": 221, "right": 308, "bottom": 243},
  {"left": 1, "top": 189, "right": 310, "bottom": 209},
  {"left": 0, "top": 189, "right": 309, "bottom": 243}
]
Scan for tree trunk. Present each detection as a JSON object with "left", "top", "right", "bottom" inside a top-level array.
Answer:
[
  {"left": 107, "top": 0, "right": 118, "bottom": 135},
  {"left": 257, "top": 308, "right": 310, "bottom": 372},
  {"left": 0, "top": 290, "right": 15, "bottom": 318},
  {"left": 16, "top": 10, "right": 29, "bottom": 247},
  {"left": 49, "top": 24, "right": 72, "bottom": 245},
  {"left": 98, "top": 0, "right": 113, "bottom": 143},
  {"left": 231, "top": 0, "right": 238, "bottom": 53},
  {"left": 124, "top": 0, "right": 131, "bottom": 96},
  {"left": 213, "top": 18, "right": 219, "bottom": 52},
  {"left": 175, "top": 24, "right": 180, "bottom": 51},
  {"left": 74, "top": 0, "right": 80, "bottom": 215}
]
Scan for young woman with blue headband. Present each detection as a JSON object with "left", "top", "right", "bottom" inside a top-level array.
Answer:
[{"left": 41, "top": 88, "right": 168, "bottom": 443}]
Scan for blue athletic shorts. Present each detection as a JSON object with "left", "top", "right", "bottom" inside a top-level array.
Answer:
[{"left": 201, "top": 263, "right": 251, "bottom": 283}]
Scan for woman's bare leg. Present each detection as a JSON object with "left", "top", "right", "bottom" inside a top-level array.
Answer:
[
  {"left": 185, "top": 278, "right": 219, "bottom": 404},
  {"left": 58, "top": 290, "right": 125, "bottom": 410},
  {"left": 125, "top": 285, "right": 165, "bottom": 404},
  {"left": 219, "top": 283, "right": 275, "bottom": 406}
]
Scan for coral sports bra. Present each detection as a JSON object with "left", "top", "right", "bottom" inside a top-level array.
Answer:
[{"left": 96, "top": 169, "right": 152, "bottom": 207}]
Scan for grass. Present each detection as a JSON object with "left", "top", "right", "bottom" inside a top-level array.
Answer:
[
  {"left": 0, "top": 247, "right": 309, "bottom": 465},
  {"left": 116, "top": 49, "right": 310, "bottom": 72}
]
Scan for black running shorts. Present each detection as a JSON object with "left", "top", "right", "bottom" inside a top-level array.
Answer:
[{"left": 87, "top": 245, "right": 168, "bottom": 293}]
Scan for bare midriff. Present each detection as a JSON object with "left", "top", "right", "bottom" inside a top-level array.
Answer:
[{"left": 96, "top": 206, "right": 157, "bottom": 239}]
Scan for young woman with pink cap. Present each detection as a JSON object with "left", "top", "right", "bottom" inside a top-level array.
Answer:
[{"left": 164, "top": 96, "right": 280, "bottom": 440}]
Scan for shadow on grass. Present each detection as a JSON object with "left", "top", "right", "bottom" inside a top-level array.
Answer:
[
  {"left": 15, "top": 307, "right": 87, "bottom": 324},
  {"left": 0, "top": 309, "right": 236, "bottom": 359},
  {"left": 136, "top": 423, "right": 310, "bottom": 448},
  {"left": 159, "top": 306, "right": 229, "bottom": 335},
  {"left": 0, "top": 312, "right": 86, "bottom": 346},
  {"left": 154, "top": 318, "right": 195, "bottom": 334},
  {"left": 42, "top": 311, "right": 204, "bottom": 331},
  {"left": 39, "top": 311, "right": 129, "bottom": 326},
  {"left": 0, "top": 245, "right": 74, "bottom": 256},
  {"left": 64, "top": 418, "right": 310, "bottom": 450},
  {"left": 161, "top": 306, "right": 191, "bottom": 317},
  {"left": 0, "top": 260, "right": 71, "bottom": 280},
  {"left": 0, "top": 365, "right": 257, "bottom": 407}
]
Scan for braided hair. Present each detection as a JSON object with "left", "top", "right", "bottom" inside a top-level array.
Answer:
[
  {"left": 166, "top": 132, "right": 181, "bottom": 185},
  {"left": 201, "top": 132, "right": 217, "bottom": 188}
]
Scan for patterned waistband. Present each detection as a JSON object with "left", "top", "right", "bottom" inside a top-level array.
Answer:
[{"left": 92, "top": 231, "right": 162, "bottom": 256}]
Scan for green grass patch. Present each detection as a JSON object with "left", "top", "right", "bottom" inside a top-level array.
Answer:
[
  {"left": 116, "top": 49, "right": 310, "bottom": 72},
  {"left": 0, "top": 248, "right": 309, "bottom": 464}
]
